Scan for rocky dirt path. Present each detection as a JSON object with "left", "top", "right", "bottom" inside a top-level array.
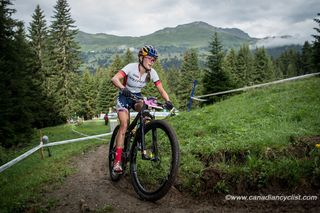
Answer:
[{"left": 43, "top": 144, "right": 320, "bottom": 213}]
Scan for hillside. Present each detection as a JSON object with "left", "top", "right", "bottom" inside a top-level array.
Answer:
[
  {"left": 76, "top": 21, "right": 305, "bottom": 70},
  {"left": 76, "top": 21, "right": 255, "bottom": 52},
  {"left": 76, "top": 21, "right": 258, "bottom": 70},
  {"left": 171, "top": 77, "right": 320, "bottom": 195}
]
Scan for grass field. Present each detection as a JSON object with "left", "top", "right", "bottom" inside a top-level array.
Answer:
[
  {"left": 0, "top": 120, "right": 110, "bottom": 212},
  {"left": 171, "top": 77, "right": 320, "bottom": 194}
]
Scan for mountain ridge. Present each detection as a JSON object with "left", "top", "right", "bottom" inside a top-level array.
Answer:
[
  {"left": 76, "top": 21, "right": 305, "bottom": 52},
  {"left": 76, "top": 21, "right": 257, "bottom": 52},
  {"left": 76, "top": 21, "right": 303, "bottom": 69}
]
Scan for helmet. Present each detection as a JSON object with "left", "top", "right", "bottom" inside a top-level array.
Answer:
[{"left": 138, "top": 45, "right": 158, "bottom": 59}]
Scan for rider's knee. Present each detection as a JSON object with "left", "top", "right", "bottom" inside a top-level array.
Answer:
[
  {"left": 119, "top": 122, "right": 128, "bottom": 134},
  {"left": 134, "top": 101, "right": 143, "bottom": 112}
]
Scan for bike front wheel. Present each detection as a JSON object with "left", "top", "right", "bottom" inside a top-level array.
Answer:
[{"left": 130, "top": 120, "right": 180, "bottom": 201}]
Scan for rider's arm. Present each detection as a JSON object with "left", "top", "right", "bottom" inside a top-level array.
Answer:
[
  {"left": 111, "top": 71, "right": 126, "bottom": 89},
  {"left": 156, "top": 82, "right": 170, "bottom": 102}
]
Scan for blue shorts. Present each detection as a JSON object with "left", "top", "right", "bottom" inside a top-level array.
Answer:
[{"left": 116, "top": 92, "right": 141, "bottom": 112}]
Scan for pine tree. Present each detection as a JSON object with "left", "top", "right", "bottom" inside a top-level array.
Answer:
[
  {"left": 312, "top": 13, "right": 320, "bottom": 71},
  {"left": 301, "top": 41, "right": 314, "bottom": 74},
  {"left": 273, "top": 56, "right": 284, "bottom": 80},
  {"left": 175, "top": 49, "right": 201, "bottom": 109},
  {"left": 48, "top": 0, "right": 81, "bottom": 120},
  {"left": 97, "top": 68, "right": 110, "bottom": 114},
  {"left": 28, "top": 5, "right": 47, "bottom": 75},
  {"left": 0, "top": 1, "right": 39, "bottom": 147},
  {"left": 97, "top": 55, "right": 122, "bottom": 113},
  {"left": 109, "top": 54, "right": 123, "bottom": 78},
  {"left": 236, "top": 44, "right": 254, "bottom": 86},
  {"left": 28, "top": 4, "right": 62, "bottom": 127},
  {"left": 275, "top": 52, "right": 287, "bottom": 79},
  {"left": 203, "top": 32, "right": 232, "bottom": 96},
  {"left": 188, "top": 49, "right": 202, "bottom": 106},
  {"left": 122, "top": 48, "right": 134, "bottom": 67},
  {"left": 252, "top": 47, "right": 275, "bottom": 83},
  {"left": 107, "top": 55, "right": 122, "bottom": 109},
  {"left": 78, "top": 70, "right": 96, "bottom": 120},
  {"left": 223, "top": 48, "right": 238, "bottom": 88},
  {"left": 94, "top": 67, "right": 106, "bottom": 114},
  {"left": 166, "top": 68, "right": 180, "bottom": 98},
  {"left": 279, "top": 49, "right": 299, "bottom": 78}
]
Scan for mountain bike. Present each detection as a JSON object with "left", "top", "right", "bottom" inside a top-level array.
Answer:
[{"left": 108, "top": 95, "right": 180, "bottom": 201}]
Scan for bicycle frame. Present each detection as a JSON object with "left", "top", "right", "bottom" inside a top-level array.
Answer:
[{"left": 123, "top": 99, "right": 157, "bottom": 163}]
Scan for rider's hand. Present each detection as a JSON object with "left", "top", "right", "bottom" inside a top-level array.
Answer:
[
  {"left": 121, "top": 88, "right": 132, "bottom": 97},
  {"left": 164, "top": 101, "right": 174, "bottom": 110}
]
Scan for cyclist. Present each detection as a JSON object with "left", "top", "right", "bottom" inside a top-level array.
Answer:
[{"left": 111, "top": 45, "right": 173, "bottom": 173}]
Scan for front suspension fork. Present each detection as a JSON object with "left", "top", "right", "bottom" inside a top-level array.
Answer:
[{"left": 139, "top": 126, "right": 158, "bottom": 161}]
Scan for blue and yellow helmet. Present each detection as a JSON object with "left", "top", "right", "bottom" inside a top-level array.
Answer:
[{"left": 138, "top": 45, "right": 158, "bottom": 59}]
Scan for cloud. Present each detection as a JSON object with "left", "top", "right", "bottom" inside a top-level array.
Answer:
[{"left": 11, "top": 0, "right": 320, "bottom": 44}]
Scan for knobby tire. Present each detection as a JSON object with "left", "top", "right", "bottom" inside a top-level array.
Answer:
[{"left": 130, "top": 120, "right": 180, "bottom": 201}]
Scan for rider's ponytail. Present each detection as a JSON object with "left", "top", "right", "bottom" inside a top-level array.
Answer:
[{"left": 146, "top": 71, "right": 151, "bottom": 83}]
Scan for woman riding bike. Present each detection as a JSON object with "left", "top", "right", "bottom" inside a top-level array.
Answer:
[{"left": 111, "top": 45, "right": 173, "bottom": 173}]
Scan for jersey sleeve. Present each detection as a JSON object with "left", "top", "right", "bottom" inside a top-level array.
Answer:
[
  {"left": 150, "top": 69, "right": 161, "bottom": 86},
  {"left": 120, "top": 63, "right": 133, "bottom": 76},
  {"left": 117, "top": 70, "right": 126, "bottom": 78}
]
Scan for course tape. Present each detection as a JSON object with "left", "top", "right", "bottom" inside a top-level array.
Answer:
[
  {"left": 0, "top": 132, "right": 113, "bottom": 173},
  {"left": 192, "top": 72, "right": 320, "bottom": 101},
  {"left": 71, "top": 129, "right": 106, "bottom": 141},
  {"left": 42, "top": 132, "right": 112, "bottom": 147},
  {"left": 0, "top": 144, "right": 42, "bottom": 173}
]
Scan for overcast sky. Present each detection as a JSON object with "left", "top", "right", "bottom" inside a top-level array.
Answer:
[{"left": 12, "top": 0, "right": 320, "bottom": 44}]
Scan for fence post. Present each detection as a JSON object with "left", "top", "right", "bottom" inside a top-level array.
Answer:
[
  {"left": 187, "top": 80, "right": 197, "bottom": 112},
  {"left": 42, "top": 135, "right": 52, "bottom": 157}
]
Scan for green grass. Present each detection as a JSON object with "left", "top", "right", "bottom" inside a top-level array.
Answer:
[
  {"left": 0, "top": 120, "right": 111, "bottom": 213},
  {"left": 170, "top": 77, "right": 320, "bottom": 194}
]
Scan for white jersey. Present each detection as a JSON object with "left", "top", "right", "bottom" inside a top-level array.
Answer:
[{"left": 119, "top": 63, "right": 161, "bottom": 93}]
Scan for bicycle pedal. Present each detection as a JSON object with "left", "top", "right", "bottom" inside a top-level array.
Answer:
[
  {"left": 142, "top": 153, "right": 151, "bottom": 160},
  {"left": 150, "top": 156, "right": 159, "bottom": 162}
]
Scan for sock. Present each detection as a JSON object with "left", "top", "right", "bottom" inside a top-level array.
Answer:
[{"left": 115, "top": 147, "right": 123, "bottom": 162}]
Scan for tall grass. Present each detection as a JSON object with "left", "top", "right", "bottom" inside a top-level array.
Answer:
[{"left": 170, "top": 77, "right": 320, "bottom": 194}]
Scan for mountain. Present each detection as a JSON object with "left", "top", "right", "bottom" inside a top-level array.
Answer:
[
  {"left": 76, "top": 21, "right": 303, "bottom": 70},
  {"left": 76, "top": 21, "right": 256, "bottom": 52}
]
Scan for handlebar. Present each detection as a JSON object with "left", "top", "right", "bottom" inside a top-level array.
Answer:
[{"left": 129, "top": 94, "right": 176, "bottom": 116}]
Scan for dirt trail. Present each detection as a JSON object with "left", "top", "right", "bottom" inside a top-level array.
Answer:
[{"left": 43, "top": 144, "right": 320, "bottom": 213}]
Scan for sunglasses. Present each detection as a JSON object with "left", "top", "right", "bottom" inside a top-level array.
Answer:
[{"left": 145, "top": 56, "right": 156, "bottom": 63}]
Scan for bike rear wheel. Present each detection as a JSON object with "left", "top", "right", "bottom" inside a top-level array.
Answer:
[
  {"left": 108, "top": 125, "right": 124, "bottom": 181},
  {"left": 130, "top": 120, "right": 180, "bottom": 201}
]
